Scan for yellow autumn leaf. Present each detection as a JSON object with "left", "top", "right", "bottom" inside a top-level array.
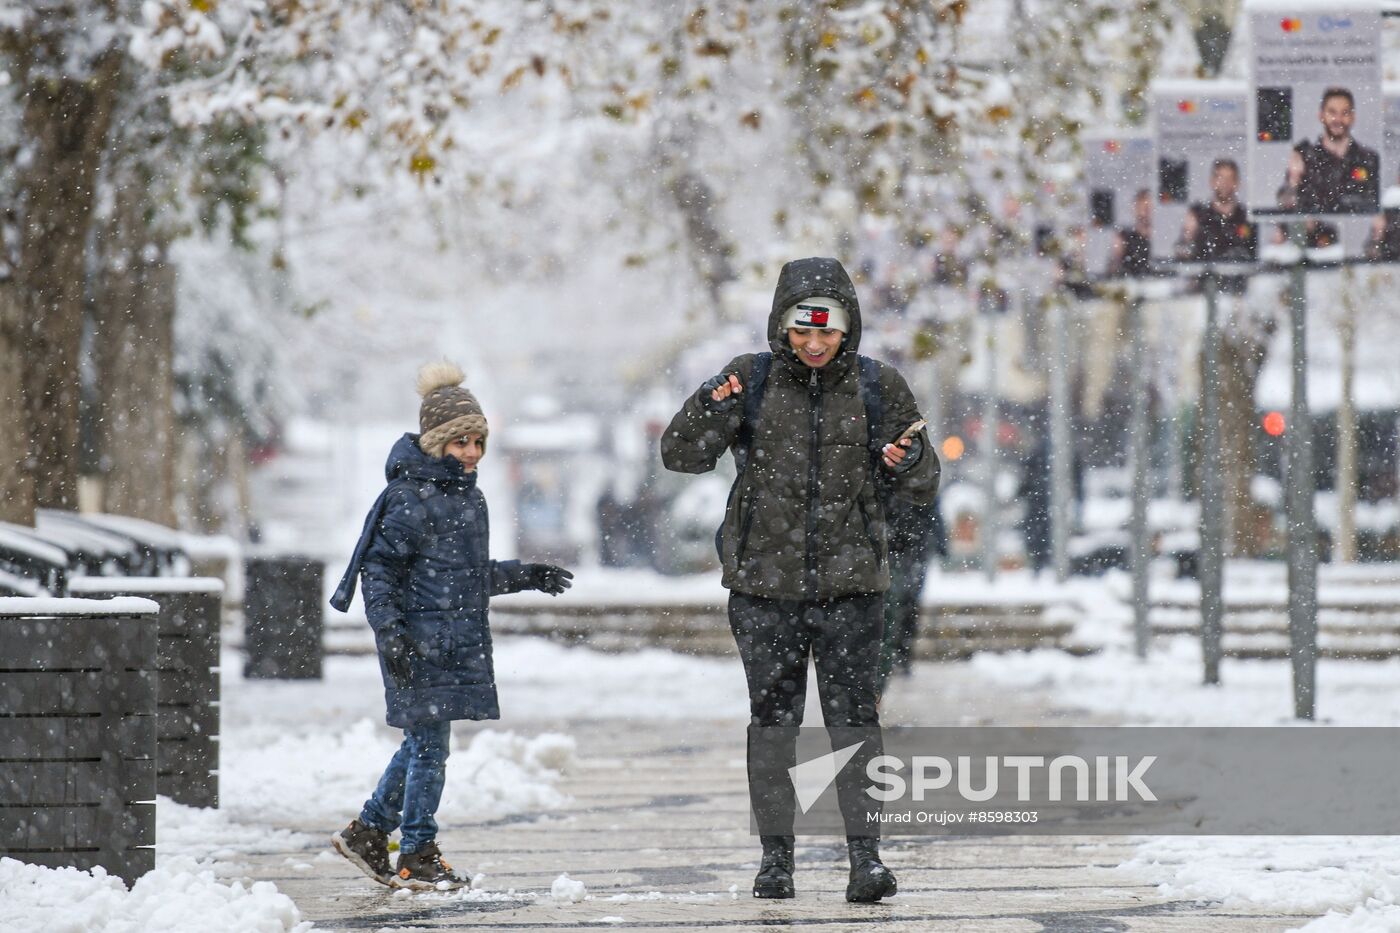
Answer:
[
  {"left": 190, "top": 0, "right": 213, "bottom": 12},
  {"left": 501, "top": 65, "right": 527, "bottom": 92},
  {"left": 409, "top": 149, "right": 436, "bottom": 176},
  {"left": 820, "top": 31, "right": 837, "bottom": 49}
]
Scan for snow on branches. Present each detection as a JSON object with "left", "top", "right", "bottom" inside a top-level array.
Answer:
[{"left": 131, "top": 0, "right": 653, "bottom": 181}]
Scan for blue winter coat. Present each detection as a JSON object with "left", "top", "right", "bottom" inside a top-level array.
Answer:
[{"left": 330, "top": 433, "right": 531, "bottom": 727}]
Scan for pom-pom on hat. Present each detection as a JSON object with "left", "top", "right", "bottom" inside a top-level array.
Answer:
[
  {"left": 416, "top": 361, "right": 489, "bottom": 459},
  {"left": 781, "top": 296, "right": 850, "bottom": 333}
]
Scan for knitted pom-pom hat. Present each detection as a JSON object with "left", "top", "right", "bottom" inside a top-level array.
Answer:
[{"left": 416, "top": 361, "right": 488, "bottom": 459}]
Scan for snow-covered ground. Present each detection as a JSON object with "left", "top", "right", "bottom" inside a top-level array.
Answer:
[
  {"left": 965, "top": 627, "right": 1400, "bottom": 931},
  {"left": 1, "top": 856, "right": 312, "bottom": 933},
  {"left": 967, "top": 636, "right": 1400, "bottom": 727},
  {"left": 12, "top": 575, "right": 1400, "bottom": 930},
  {"left": 5, "top": 640, "right": 649, "bottom": 931}
]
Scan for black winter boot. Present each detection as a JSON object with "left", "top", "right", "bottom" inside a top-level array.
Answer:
[
  {"left": 330, "top": 819, "right": 393, "bottom": 886},
  {"left": 752, "top": 835, "right": 795, "bottom": 898},
  {"left": 845, "top": 836, "right": 897, "bottom": 903},
  {"left": 393, "top": 840, "right": 469, "bottom": 891}
]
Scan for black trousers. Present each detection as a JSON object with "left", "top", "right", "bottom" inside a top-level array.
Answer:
[{"left": 728, "top": 591, "right": 884, "bottom": 839}]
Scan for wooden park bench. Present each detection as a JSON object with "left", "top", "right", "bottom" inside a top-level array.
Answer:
[{"left": 1150, "top": 582, "right": 1400, "bottom": 660}]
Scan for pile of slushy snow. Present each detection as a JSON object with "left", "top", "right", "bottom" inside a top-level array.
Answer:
[
  {"left": 219, "top": 721, "right": 574, "bottom": 829},
  {"left": 0, "top": 856, "right": 310, "bottom": 933},
  {"left": 967, "top": 637, "right": 1400, "bottom": 929},
  {"left": 1121, "top": 837, "right": 1400, "bottom": 932}
]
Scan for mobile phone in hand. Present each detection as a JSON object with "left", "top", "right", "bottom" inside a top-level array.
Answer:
[{"left": 893, "top": 419, "right": 928, "bottom": 444}]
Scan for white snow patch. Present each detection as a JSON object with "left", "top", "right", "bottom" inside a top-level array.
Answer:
[
  {"left": 1122, "top": 837, "right": 1400, "bottom": 920},
  {"left": 551, "top": 873, "right": 587, "bottom": 902},
  {"left": 1297, "top": 902, "right": 1400, "bottom": 932},
  {"left": 600, "top": 890, "right": 724, "bottom": 903},
  {"left": 967, "top": 639, "right": 1400, "bottom": 726},
  {"left": 494, "top": 637, "right": 749, "bottom": 722},
  {"left": 219, "top": 718, "right": 573, "bottom": 828},
  {"left": 967, "top": 627, "right": 1400, "bottom": 928},
  {"left": 69, "top": 576, "right": 225, "bottom": 595},
  {"left": 0, "top": 596, "right": 159, "bottom": 615},
  {"left": 0, "top": 856, "right": 310, "bottom": 933},
  {"left": 157, "top": 797, "right": 318, "bottom": 862}
]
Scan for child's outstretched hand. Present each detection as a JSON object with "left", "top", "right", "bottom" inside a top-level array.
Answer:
[{"left": 525, "top": 563, "right": 574, "bottom": 596}]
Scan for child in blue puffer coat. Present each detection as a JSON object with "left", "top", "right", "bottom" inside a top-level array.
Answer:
[{"left": 328, "top": 361, "right": 573, "bottom": 890}]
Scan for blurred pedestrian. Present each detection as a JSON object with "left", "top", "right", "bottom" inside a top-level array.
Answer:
[
  {"left": 328, "top": 361, "right": 574, "bottom": 891},
  {"left": 1019, "top": 437, "right": 1053, "bottom": 576},
  {"left": 661, "top": 257, "right": 939, "bottom": 903},
  {"left": 596, "top": 485, "right": 628, "bottom": 566},
  {"left": 1108, "top": 189, "right": 1152, "bottom": 278},
  {"left": 877, "top": 494, "right": 941, "bottom": 692}
]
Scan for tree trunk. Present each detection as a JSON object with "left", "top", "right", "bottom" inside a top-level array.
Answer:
[
  {"left": 1217, "top": 331, "right": 1273, "bottom": 556},
  {"left": 1336, "top": 270, "right": 1358, "bottom": 562},
  {"left": 654, "top": 6, "right": 736, "bottom": 318},
  {"left": 94, "top": 184, "right": 177, "bottom": 526},
  {"left": 17, "top": 50, "right": 122, "bottom": 511},
  {"left": 666, "top": 170, "right": 736, "bottom": 315},
  {"left": 0, "top": 282, "right": 35, "bottom": 525}
]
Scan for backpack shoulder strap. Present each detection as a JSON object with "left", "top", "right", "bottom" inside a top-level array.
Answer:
[
  {"left": 733, "top": 351, "right": 772, "bottom": 479},
  {"left": 858, "top": 355, "right": 884, "bottom": 461},
  {"left": 859, "top": 354, "right": 900, "bottom": 504}
]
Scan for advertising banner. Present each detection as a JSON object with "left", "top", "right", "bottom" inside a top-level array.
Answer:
[
  {"left": 1366, "top": 84, "right": 1400, "bottom": 261},
  {"left": 1247, "top": 1, "right": 1384, "bottom": 217},
  {"left": 1151, "top": 81, "right": 1256, "bottom": 264},
  {"left": 1082, "top": 133, "right": 1155, "bottom": 279}
]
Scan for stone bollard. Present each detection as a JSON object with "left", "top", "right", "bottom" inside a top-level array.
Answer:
[
  {"left": 243, "top": 555, "right": 324, "bottom": 680},
  {"left": 0, "top": 597, "right": 159, "bottom": 883},
  {"left": 69, "top": 578, "right": 224, "bottom": 808}
]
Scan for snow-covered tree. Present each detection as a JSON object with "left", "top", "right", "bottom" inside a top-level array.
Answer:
[{"left": 0, "top": 1, "right": 126, "bottom": 519}]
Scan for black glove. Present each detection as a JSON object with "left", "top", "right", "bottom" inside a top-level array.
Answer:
[
  {"left": 525, "top": 563, "right": 574, "bottom": 596},
  {"left": 698, "top": 373, "right": 740, "bottom": 414},
  {"left": 378, "top": 628, "right": 417, "bottom": 688},
  {"left": 887, "top": 435, "right": 924, "bottom": 474}
]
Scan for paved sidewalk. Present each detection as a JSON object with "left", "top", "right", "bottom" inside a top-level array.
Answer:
[{"left": 236, "top": 661, "right": 1321, "bottom": 932}]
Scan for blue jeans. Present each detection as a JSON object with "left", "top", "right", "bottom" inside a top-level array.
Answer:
[{"left": 359, "top": 721, "right": 451, "bottom": 853}]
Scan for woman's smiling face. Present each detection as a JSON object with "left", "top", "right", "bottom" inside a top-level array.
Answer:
[{"left": 787, "top": 326, "right": 844, "bottom": 368}]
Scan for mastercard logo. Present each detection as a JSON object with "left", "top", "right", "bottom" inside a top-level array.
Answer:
[
  {"left": 1280, "top": 17, "right": 1302, "bottom": 32},
  {"left": 1258, "top": 131, "right": 1274, "bottom": 141},
  {"left": 1237, "top": 225, "right": 1251, "bottom": 237},
  {"left": 1353, "top": 167, "right": 1369, "bottom": 181},
  {"left": 1177, "top": 100, "right": 1196, "bottom": 114}
]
